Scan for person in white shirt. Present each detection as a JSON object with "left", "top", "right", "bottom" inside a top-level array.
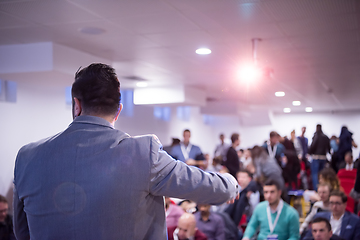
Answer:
[
  {"left": 300, "top": 183, "right": 332, "bottom": 234},
  {"left": 304, "top": 190, "right": 360, "bottom": 240},
  {"left": 338, "top": 151, "right": 359, "bottom": 171}
]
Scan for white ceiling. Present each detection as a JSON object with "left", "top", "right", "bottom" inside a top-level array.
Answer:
[{"left": 0, "top": 0, "right": 359, "bottom": 114}]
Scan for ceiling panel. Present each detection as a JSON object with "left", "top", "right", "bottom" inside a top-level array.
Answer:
[
  {"left": 263, "top": 0, "right": 355, "bottom": 21},
  {"left": 0, "top": 0, "right": 100, "bottom": 25}
]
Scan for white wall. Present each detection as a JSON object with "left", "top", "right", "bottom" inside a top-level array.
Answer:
[{"left": 1, "top": 82, "right": 360, "bottom": 199}]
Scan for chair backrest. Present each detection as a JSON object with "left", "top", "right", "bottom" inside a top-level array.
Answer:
[{"left": 337, "top": 169, "right": 357, "bottom": 212}]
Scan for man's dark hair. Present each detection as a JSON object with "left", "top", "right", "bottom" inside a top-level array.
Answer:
[
  {"left": 231, "top": 133, "right": 239, "bottom": 143},
  {"left": 269, "top": 131, "right": 279, "bottom": 138},
  {"left": 264, "top": 178, "right": 281, "bottom": 190},
  {"left": 171, "top": 138, "right": 181, "bottom": 146},
  {"left": 237, "top": 169, "right": 253, "bottom": 179},
  {"left": 330, "top": 190, "right": 347, "bottom": 203},
  {"left": 316, "top": 124, "right": 322, "bottom": 132},
  {"left": 312, "top": 217, "right": 332, "bottom": 231},
  {"left": 72, "top": 63, "right": 121, "bottom": 117},
  {"left": 184, "top": 129, "right": 191, "bottom": 134},
  {"left": 0, "top": 195, "right": 8, "bottom": 204}
]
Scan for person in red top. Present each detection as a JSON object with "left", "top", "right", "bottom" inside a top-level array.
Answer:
[{"left": 168, "top": 213, "right": 207, "bottom": 240}]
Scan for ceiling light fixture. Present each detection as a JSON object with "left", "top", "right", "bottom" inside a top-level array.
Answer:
[
  {"left": 283, "top": 108, "right": 291, "bottom": 113},
  {"left": 292, "top": 101, "right": 301, "bottom": 106},
  {"left": 196, "top": 48, "right": 211, "bottom": 55},
  {"left": 275, "top": 91, "right": 285, "bottom": 97},
  {"left": 305, "top": 107, "right": 313, "bottom": 112},
  {"left": 136, "top": 82, "right": 148, "bottom": 88}
]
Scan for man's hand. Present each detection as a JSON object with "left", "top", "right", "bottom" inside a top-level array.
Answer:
[{"left": 185, "top": 159, "right": 197, "bottom": 166}]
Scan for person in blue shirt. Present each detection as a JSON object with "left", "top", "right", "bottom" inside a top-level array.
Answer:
[{"left": 171, "top": 129, "right": 206, "bottom": 168}]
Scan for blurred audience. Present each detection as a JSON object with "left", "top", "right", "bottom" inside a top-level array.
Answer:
[
  {"left": 304, "top": 190, "right": 360, "bottom": 240},
  {"left": 166, "top": 197, "right": 185, "bottom": 228},
  {"left": 262, "top": 131, "right": 285, "bottom": 165},
  {"left": 338, "top": 151, "right": 358, "bottom": 171},
  {"left": 338, "top": 126, "right": 357, "bottom": 166},
  {"left": 195, "top": 204, "right": 225, "bottom": 240},
  {"left": 309, "top": 217, "right": 344, "bottom": 240},
  {"left": 243, "top": 179, "right": 299, "bottom": 240},
  {"left": 171, "top": 129, "right": 206, "bottom": 168},
  {"left": 225, "top": 170, "right": 259, "bottom": 227},
  {"left": 309, "top": 124, "right": 331, "bottom": 190},
  {"left": 225, "top": 133, "right": 241, "bottom": 179},
  {"left": 214, "top": 133, "right": 229, "bottom": 162},
  {"left": 300, "top": 183, "right": 332, "bottom": 235},
  {"left": 0, "top": 195, "right": 15, "bottom": 240},
  {"left": 168, "top": 213, "right": 208, "bottom": 240}
]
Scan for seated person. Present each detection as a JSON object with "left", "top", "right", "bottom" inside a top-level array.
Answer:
[
  {"left": 304, "top": 168, "right": 341, "bottom": 203},
  {"left": 0, "top": 195, "right": 15, "bottom": 240},
  {"left": 338, "top": 152, "right": 358, "bottom": 171},
  {"left": 206, "top": 156, "right": 223, "bottom": 173},
  {"left": 194, "top": 204, "right": 225, "bottom": 240},
  {"left": 304, "top": 190, "right": 360, "bottom": 240},
  {"left": 307, "top": 217, "right": 345, "bottom": 240},
  {"left": 300, "top": 183, "right": 332, "bottom": 234},
  {"left": 243, "top": 179, "right": 299, "bottom": 240},
  {"left": 225, "top": 170, "right": 259, "bottom": 226},
  {"left": 165, "top": 197, "right": 185, "bottom": 228},
  {"left": 168, "top": 213, "right": 208, "bottom": 240}
]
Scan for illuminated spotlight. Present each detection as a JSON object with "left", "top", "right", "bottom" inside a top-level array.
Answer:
[
  {"left": 292, "top": 101, "right": 301, "bottom": 106},
  {"left": 275, "top": 91, "right": 285, "bottom": 97},
  {"left": 283, "top": 108, "right": 291, "bottom": 113},
  {"left": 196, "top": 48, "right": 211, "bottom": 55},
  {"left": 136, "top": 82, "right": 148, "bottom": 87},
  {"left": 238, "top": 65, "right": 261, "bottom": 83},
  {"left": 305, "top": 107, "right": 313, "bottom": 112}
]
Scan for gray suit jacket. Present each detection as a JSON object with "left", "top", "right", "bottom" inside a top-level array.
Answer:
[{"left": 13, "top": 116, "right": 237, "bottom": 240}]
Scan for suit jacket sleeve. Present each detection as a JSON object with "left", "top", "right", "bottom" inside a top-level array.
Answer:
[
  {"left": 13, "top": 186, "right": 30, "bottom": 240},
  {"left": 148, "top": 135, "right": 238, "bottom": 204}
]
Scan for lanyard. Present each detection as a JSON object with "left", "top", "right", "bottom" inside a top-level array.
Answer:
[
  {"left": 180, "top": 143, "right": 192, "bottom": 160},
  {"left": 267, "top": 200, "right": 283, "bottom": 234},
  {"left": 267, "top": 141, "right": 277, "bottom": 159}
]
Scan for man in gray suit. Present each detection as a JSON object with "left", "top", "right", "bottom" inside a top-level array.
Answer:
[{"left": 13, "top": 63, "right": 239, "bottom": 240}]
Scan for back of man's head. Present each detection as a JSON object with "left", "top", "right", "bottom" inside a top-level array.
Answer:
[
  {"left": 231, "top": 133, "right": 239, "bottom": 144},
  {"left": 72, "top": 63, "right": 121, "bottom": 117},
  {"left": 316, "top": 124, "right": 322, "bottom": 132}
]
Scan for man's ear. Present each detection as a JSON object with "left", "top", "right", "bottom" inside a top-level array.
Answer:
[
  {"left": 73, "top": 97, "right": 82, "bottom": 117},
  {"left": 114, "top": 103, "right": 123, "bottom": 121}
]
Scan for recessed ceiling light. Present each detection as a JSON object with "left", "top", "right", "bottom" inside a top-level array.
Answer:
[
  {"left": 79, "top": 27, "right": 106, "bottom": 35},
  {"left": 196, "top": 48, "right": 211, "bottom": 55},
  {"left": 275, "top": 91, "right": 285, "bottom": 97},
  {"left": 292, "top": 101, "right": 301, "bottom": 106},
  {"left": 283, "top": 108, "right": 291, "bottom": 113},
  {"left": 136, "top": 82, "right": 148, "bottom": 87},
  {"left": 305, "top": 107, "right": 313, "bottom": 112}
]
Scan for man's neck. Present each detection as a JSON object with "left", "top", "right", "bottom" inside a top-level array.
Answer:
[
  {"left": 332, "top": 212, "right": 344, "bottom": 220},
  {"left": 183, "top": 142, "right": 189, "bottom": 147},
  {"left": 201, "top": 212, "right": 210, "bottom": 222},
  {"left": 269, "top": 199, "right": 280, "bottom": 211}
]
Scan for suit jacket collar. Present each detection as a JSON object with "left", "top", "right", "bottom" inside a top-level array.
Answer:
[
  {"left": 340, "top": 211, "right": 352, "bottom": 235},
  {"left": 71, "top": 115, "right": 115, "bottom": 129}
]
